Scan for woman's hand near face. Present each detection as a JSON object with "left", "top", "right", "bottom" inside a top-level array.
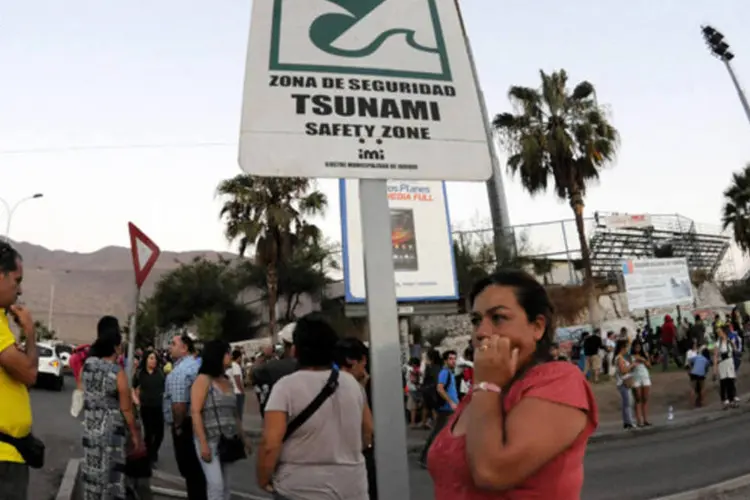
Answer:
[{"left": 474, "top": 336, "right": 519, "bottom": 387}]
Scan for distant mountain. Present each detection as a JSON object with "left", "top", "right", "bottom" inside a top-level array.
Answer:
[{"left": 10, "top": 239, "right": 236, "bottom": 344}]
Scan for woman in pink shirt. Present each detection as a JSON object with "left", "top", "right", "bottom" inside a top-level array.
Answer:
[{"left": 428, "top": 270, "right": 598, "bottom": 499}]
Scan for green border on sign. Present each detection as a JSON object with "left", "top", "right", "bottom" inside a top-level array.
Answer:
[{"left": 269, "top": 0, "right": 452, "bottom": 81}]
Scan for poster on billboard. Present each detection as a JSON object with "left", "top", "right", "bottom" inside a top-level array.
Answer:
[
  {"left": 600, "top": 213, "right": 652, "bottom": 229},
  {"left": 622, "top": 257, "right": 694, "bottom": 310},
  {"left": 340, "top": 179, "right": 457, "bottom": 301},
  {"left": 238, "top": 0, "right": 492, "bottom": 181}
]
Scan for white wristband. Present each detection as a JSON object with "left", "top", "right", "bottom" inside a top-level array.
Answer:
[{"left": 474, "top": 382, "right": 502, "bottom": 394}]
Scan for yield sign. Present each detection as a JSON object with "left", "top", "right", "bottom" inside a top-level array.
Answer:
[{"left": 128, "top": 222, "right": 161, "bottom": 289}]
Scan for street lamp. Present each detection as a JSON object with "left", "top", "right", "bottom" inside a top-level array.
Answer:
[
  {"left": 702, "top": 25, "right": 750, "bottom": 126},
  {"left": 0, "top": 193, "right": 44, "bottom": 242}
]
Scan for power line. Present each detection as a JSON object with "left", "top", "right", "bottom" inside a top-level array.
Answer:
[{"left": 0, "top": 141, "right": 237, "bottom": 156}]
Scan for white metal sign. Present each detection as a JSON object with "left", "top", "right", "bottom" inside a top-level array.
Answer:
[
  {"left": 341, "top": 179, "right": 458, "bottom": 301},
  {"left": 622, "top": 257, "right": 694, "bottom": 310},
  {"left": 239, "top": 0, "right": 492, "bottom": 181}
]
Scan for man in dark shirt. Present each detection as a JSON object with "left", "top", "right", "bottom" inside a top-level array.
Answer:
[
  {"left": 688, "top": 315, "right": 706, "bottom": 347},
  {"left": 251, "top": 323, "right": 298, "bottom": 416},
  {"left": 583, "top": 330, "right": 603, "bottom": 383}
]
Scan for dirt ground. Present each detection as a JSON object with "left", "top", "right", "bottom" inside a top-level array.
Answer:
[{"left": 591, "top": 365, "right": 750, "bottom": 420}]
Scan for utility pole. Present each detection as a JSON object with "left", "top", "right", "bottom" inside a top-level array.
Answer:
[
  {"left": 454, "top": 0, "right": 513, "bottom": 264},
  {"left": 702, "top": 25, "right": 750, "bottom": 126}
]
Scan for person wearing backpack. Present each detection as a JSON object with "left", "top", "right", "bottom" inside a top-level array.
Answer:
[{"left": 418, "top": 350, "right": 458, "bottom": 468}]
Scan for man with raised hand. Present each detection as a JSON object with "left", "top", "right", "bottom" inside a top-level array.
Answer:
[{"left": 0, "top": 242, "right": 38, "bottom": 500}]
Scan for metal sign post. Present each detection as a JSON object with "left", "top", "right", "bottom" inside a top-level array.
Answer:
[
  {"left": 127, "top": 288, "right": 140, "bottom": 383},
  {"left": 239, "top": 1, "right": 495, "bottom": 496},
  {"left": 360, "top": 178, "right": 411, "bottom": 498},
  {"left": 127, "top": 222, "right": 161, "bottom": 383}
]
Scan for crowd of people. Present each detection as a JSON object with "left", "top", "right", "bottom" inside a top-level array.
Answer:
[
  {"left": 566, "top": 309, "right": 750, "bottom": 431},
  {"left": 5, "top": 237, "right": 683, "bottom": 499}
]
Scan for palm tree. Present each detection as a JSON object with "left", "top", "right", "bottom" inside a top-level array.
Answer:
[
  {"left": 722, "top": 163, "right": 750, "bottom": 253},
  {"left": 217, "top": 175, "right": 327, "bottom": 342},
  {"left": 493, "top": 70, "right": 619, "bottom": 319}
]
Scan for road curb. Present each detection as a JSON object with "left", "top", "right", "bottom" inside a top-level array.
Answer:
[
  {"left": 589, "top": 405, "right": 750, "bottom": 445},
  {"left": 653, "top": 473, "right": 750, "bottom": 499},
  {"left": 55, "top": 458, "right": 81, "bottom": 500}
]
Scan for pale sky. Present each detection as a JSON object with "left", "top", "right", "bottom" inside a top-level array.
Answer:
[{"left": 2, "top": 1, "right": 750, "bottom": 274}]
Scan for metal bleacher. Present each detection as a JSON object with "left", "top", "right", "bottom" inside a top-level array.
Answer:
[{"left": 588, "top": 213, "right": 730, "bottom": 284}]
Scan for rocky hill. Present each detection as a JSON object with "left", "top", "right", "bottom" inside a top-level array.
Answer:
[{"left": 9, "top": 239, "right": 236, "bottom": 344}]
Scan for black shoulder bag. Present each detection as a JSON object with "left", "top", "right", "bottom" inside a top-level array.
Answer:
[
  {"left": 283, "top": 368, "right": 339, "bottom": 442},
  {"left": 209, "top": 386, "right": 247, "bottom": 464},
  {"left": 0, "top": 432, "right": 45, "bottom": 469}
]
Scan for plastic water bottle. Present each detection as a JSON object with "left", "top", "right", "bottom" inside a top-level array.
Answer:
[{"left": 667, "top": 406, "right": 674, "bottom": 422}]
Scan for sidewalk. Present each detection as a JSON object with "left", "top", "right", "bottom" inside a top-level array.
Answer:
[{"left": 240, "top": 391, "right": 750, "bottom": 452}]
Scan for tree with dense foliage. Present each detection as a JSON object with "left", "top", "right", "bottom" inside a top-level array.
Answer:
[
  {"left": 20, "top": 321, "right": 56, "bottom": 342},
  {"left": 35, "top": 321, "right": 56, "bottom": 340},
  {"left": 238, "top": 240, "right": 338, "bottom": 323},
  {"left": 493, "top": 69, "right": 619, "bottom": 320},
  {"left": 722, "top": 163, "right": 750, "bottom": 253},
  {"left": 217, "top": 175, "right": 327, "bottom": 341},
  {"left": 147, "top": 257, "right": 258, "bottom": 342},
  {"left": 453, "top": 238, "right": 493, "bottom": 312},
  {"left": 453, "top": 228, "right": 534, "bottom": 311},
  {"left": 129, "top": 298, "right": 159, "bottom": 348}
]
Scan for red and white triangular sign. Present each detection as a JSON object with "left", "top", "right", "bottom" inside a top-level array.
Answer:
[{"left": 128, "top": 222, "right": 161, "bottom": 289}]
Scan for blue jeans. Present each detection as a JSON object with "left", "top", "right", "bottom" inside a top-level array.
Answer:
[
  {"left": 236, "top": 393, "right": 246, "bottom": 421},
  {"left": 194, "top": 437, "right": 231, "bottom": 500},
  {"left": 618, "top": 384, "right": 634, "bottom": 426}
]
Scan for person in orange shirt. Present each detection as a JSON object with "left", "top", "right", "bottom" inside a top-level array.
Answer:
[{"left": 0, "top": 242, "right": 39, "bottom": 500}]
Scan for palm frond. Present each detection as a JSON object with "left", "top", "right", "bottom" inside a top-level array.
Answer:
[{"left": 722, "top": 163, "right": 750, "bottom": 253}]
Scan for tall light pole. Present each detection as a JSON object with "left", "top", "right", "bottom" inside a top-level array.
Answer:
[
  {"left": 702, "top": 25, "right": 750, "bottom": 126},
  {"left": 454, "top": 0, "right": 513, "bottom": 263},
  {"left": 0, "top": 193, "right": 44, "bottom": 241}
]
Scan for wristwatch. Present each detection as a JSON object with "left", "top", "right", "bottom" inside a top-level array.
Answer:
[{"left": 474, "top": 382, "right": 502, "bottom": 394}]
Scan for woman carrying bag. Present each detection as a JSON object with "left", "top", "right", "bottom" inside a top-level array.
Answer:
[{"left": 191, "top": 340, "right": 252, "bottom": 500}]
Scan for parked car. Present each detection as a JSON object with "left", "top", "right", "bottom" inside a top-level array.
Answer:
[
  {"left": 37, "top": 342, "right": 65, "bottom": 391},
  {"left": 54, "top": 343, "right": 74, "bottom": 374}
]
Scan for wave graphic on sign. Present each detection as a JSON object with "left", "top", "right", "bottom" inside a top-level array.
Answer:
[{"left": 310, "top": 0, "right": 439, "bottom": 58}]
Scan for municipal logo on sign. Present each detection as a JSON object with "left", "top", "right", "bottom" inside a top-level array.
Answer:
[
  {"left": 239, "top": 0, "right": 492, "bottom": 181},
  {"left": 269, "top": 0, "right": 452, "bottom": 81}
]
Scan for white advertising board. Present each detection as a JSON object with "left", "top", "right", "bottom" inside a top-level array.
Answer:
[
  {"left": 340, "top": 179, "right": 458, "bottom": 301},
  {"left": 622, "top": 258, "right": 694, "bottom": 310},
  {"left": 239, "top": 0, "right": 492, "bottom": 181}
]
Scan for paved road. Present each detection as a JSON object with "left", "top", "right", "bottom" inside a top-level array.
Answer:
[
  {"left": 582, "top": 413, "right": 750, "bottom": 499},
  {"left": 31, "top": 381, "right": 750, "bottom": 499},
  {"left": 28, "top": 380, "right": 82, "bottom": 500}
]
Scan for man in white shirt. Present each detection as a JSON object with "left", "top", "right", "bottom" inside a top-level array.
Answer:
[{"left": 226, "top": 349, "right": 245, "bottom": 420}]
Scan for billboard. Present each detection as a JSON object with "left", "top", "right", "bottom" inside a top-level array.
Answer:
[
  {"left": 601, "top": 213, "right": 652, "bottom": 229},
  {"left": 622, "top": 257, "right": 694, "bottom": 310},
  {"left": 239, "top": 0, "right": 492, "bottom": 181},
  {"left": 340, "top": 179, "right": 458, "bottom": 302}
]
